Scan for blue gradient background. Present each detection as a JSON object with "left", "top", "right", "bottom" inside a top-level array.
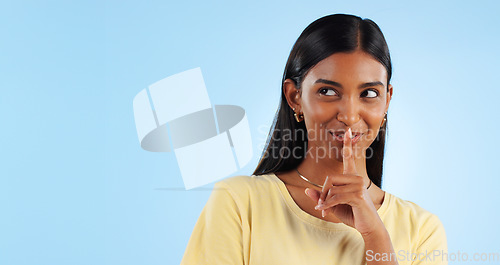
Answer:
[{"left": 1, "top": 1, "right": 498, "bottom": 264}]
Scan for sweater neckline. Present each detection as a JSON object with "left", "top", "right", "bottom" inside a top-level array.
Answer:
[{"left": 266, "top": 172, "right": 393, "bottom": 231}]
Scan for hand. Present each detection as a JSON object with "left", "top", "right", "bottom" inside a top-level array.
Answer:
[{"left": 304, "top": 128, "right": 384, "bottom": 236}]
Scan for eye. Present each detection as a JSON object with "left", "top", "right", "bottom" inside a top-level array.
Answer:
[
  {"left": 361, "top": 89, "right": 379, "bottom": 98},
  {"left": 319, "top": 87, "right": 337, "bottom": 96}
]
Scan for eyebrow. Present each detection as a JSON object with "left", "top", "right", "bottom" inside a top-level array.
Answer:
[{"left": 315, "top": 79, "right": 384, "bottom": 89}]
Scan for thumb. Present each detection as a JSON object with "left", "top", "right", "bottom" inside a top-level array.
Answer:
[{"left": 305, "top": 188, "right": 321, "bottom": 202}]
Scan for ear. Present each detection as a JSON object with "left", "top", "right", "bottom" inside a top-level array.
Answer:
[
  {"left": 283, "top": 79, "right": 302, "bottom": 111},
  {"left": 384, "top": 84, "right": 393, "bottom": 113}
]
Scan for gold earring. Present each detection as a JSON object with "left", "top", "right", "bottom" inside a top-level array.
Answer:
[
  {"left": 380, "top": 112, "right": 387, "bottom": 127},
  {"left": 292, "top": 107, "right": 304, "bottom": 122},
  {"left": 294, "top": 112, "right": 304, "bottom": 122}
]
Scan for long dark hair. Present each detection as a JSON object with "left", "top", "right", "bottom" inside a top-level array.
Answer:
[{"left": 252, "top": 14, "right": 392, "bottom": 188}]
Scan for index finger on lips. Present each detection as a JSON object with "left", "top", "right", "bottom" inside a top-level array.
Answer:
[{"left": 343, "top": 128, "right": 357, "bottom": 175}]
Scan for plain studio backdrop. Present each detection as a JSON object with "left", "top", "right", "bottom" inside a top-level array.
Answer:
[{"left": 0, "top": 0, "right": 498, "bottom": 264}]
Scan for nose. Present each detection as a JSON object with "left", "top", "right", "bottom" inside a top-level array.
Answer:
[{"left": 336, "top": 98, "right": 361, "bottom": 126}]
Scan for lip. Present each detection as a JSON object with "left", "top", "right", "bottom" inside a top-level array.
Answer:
[{"left": 329, "top": 131, "right": 363, "bottom": 144}]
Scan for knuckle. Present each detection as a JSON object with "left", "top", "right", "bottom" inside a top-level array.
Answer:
[
  {"left": 327, "top": 194, "right": 339, "bottom": 205},
  {"left": 354, "top": 191, "right": 364, "bottom": 200},
  {"left": 355, "top": 175, "right": 364, "bottom": 183}
]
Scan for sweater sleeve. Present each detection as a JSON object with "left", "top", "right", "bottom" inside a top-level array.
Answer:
[
  {"left": 412, "top": 214, "right": 448, "bottom": 265},
  {"left": 180, "top": 181, "right": 245, "bottom": 265}
]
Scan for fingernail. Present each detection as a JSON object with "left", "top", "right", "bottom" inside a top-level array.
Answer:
[
  {"left": 347, "top": 128, "right": 352, "bottom": 139},
  {"left": 304, "top": 188, "right": 309, "bottom": 195},
  {"left": 322, "top": 210, "right": 325, "bottom": 217},
  {"left": 322, "top": 176, "right": 329, "bottom": 188},
  {"left": 318, "top": 198, "right": 323, "bottom": 205},
  {"left": 315, "top": 205, "right": 320, "bottom": 210}
]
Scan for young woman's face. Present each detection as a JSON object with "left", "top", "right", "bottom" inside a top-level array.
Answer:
[{"left": 291, "top": 50, "right": 393, "bottom": 159}]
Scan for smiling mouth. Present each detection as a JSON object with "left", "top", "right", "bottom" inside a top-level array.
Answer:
[{"left": 329, "top": 131, "right": 363, "bottom": 144}]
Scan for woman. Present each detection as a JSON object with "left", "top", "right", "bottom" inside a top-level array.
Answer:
[{"left": 181, "top": 14, "right": 447, "bottom": 265}]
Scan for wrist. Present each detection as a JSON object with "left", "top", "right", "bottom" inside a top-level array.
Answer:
[{"left": 361, "top": 224, "right": 389, "bottom": 242}]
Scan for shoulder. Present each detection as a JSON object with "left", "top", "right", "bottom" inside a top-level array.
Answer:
[
  {"left": 215, "top": 173, "right": 277, "bottom": 190},
  {"left": 385, "top": 192, "right": 447, "bottom": 248},
  {"left": 213, "top": 173, "right": 278, "bottom": 201},
  {"left": 387, "top": 193, "right": 444, "bottom": 226}
]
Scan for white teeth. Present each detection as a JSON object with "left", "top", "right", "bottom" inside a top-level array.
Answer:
[{"left": 333, "top": 133, "right": 360, "bottom": 139}]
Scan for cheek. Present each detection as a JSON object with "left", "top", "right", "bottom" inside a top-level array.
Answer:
[
  {"left": 364, "top": 112, "right": 385, "bottom": 139},
  {"left": 302, "top": 103, "right": 334, "bottom": 139},
  {"left": 302, "top": 98, "right": 332, "bottom": 122}
]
